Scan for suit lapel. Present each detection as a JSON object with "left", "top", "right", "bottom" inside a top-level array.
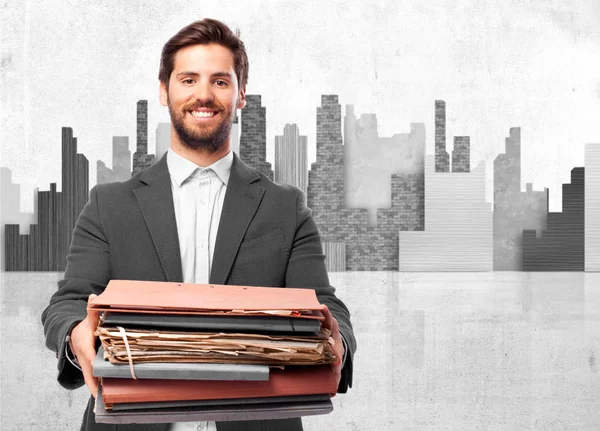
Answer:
[
  {"left": 133, "top": 153, "right": 183, "bottom": 283},
  {"left": 210, "top": 153, "right": 265, "bottom": 285}
]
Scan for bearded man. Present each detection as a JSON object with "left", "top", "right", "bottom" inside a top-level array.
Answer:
[{"left": 41, "top": 17, "right": 356, "bottom": 431}]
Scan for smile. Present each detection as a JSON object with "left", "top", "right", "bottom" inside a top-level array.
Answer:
[{"left": 190, "top": 110, "right": 217, "bottom": 118}]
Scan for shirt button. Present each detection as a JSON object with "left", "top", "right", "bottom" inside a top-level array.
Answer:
[{"left": 199, "top": 199, "right": 206, "bottom": 205}]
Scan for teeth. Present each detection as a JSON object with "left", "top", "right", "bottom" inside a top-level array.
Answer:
[{"left": 191, "top": 111, "right": 215, "bottom": 118}]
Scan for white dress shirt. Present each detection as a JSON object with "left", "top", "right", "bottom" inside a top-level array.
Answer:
[{"left": 167, "top": 147, "right": 233, "bottom": 431}]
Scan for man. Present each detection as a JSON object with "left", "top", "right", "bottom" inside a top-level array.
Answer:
[{"left": 41, "top": 18, "right": 356, "bottom": 431}]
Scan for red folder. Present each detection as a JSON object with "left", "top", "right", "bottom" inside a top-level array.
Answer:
[
  {"left": 88, "top": 280, "right": 325, "bottom": 319},
  {"left": 101, "top": 366, "right": 337, "bottom": 407}
]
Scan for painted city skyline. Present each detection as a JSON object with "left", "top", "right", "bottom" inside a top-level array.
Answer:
[
  {"left": 3, "top": 95, "right": 599, "bottom": 272},
  {"left": 4, "top": 1, "right": 599, "bottom": 220}
]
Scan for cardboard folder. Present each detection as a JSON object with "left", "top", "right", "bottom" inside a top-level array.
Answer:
[
  {"left": 101, "top": 365, "right": 338, "bottom": 406},
  {"left": 88, "top": 280, "right": 326, "bottom": 320},
  {"left": 95, "top": 387, "right": 334, "bottom": 424}
]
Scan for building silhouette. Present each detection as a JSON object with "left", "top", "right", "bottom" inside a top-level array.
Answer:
[
  {"left": 155, "top": 122, "right": 171, "bottom": 161},
  {"left": 307, "top": 95, "right": 424, "bottom": 271},
  {"left": 239, "top": 95, "right": 273, "bottom": 180},
  {"left": 344, "top": 105, "right": 425, "bottom": 226},
  {"left": 97, "top": 136, "right": 131, "bottom": 184},
  {"left": 399, "top": 155, "right": 493, "bottom": 271},
  {"left": 493, "top": 127, "right": 547, "bottom": 270},
  {"left": 585, "top": 144, "right": 600, "bottom": 271},
  {"left": 452, "top": 136, "right": 470, "bottom": 172},
  {"left": 112, "top": 136, "right": 131, "bottom": 181},
  {"left": 399, "top": 101, "right": 491, "bottom": 271},
  {"left": 274, "top": 124, "right": 308, "bottom": 194},
  {"left": 132, "top": 100, "right": 155, "bottom": 174},
  {"left": 231, "top": 113, "right": 240, "bottom": 155},
  {"left": 435, "top": 100, "right": 450, "bottom": 172},
  {"left": 5, "top": 127, "right": 89, "bottom": 271},
  {"left": 0, "top": 168, "right": 36, "bottom": 271},
  {"left": 522, "top": 167, "right": 584, "bottom": 271}
]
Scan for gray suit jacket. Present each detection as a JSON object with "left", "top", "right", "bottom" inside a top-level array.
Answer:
[{"left": 41, "top": 152, "right": 356, "bottom": 431}]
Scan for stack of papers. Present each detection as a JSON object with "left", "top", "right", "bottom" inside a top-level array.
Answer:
[
  {"left": 89, "top": 280, "right": 338, "bottom": 424},
  {"left": 97, "top": 326, "right": 335, "bottom": 365}
]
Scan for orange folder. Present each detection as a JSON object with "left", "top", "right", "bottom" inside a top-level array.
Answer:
[
  {"left": 101, "top": 365, "right": 337, "bottom": 407},
  {"left": 88, "top": 280, "right": 326, "bottom": 320}
]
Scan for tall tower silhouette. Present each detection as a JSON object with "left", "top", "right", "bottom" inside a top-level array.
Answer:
[
  {"left": 132, "top": 100, "right": 155, "bottom": 174},
  {"left": 112, "top": 136, "right": 131, "bottom": 181},
  {"left": 435, "top": 100, "right": 450, "bottom": 172},
  {"left": 239, "top": 95, "right": 273, "bottom": 179},
  {"left": 60, "top": 127, "right": 89, "bottom": 267},
  {"left": 155, "top": 123, "right": 171, "bottom": 161},
  {"left": 274, "top": 124, "right": 308, "bottom": 194}
]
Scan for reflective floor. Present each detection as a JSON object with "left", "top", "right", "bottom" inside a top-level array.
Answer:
[{"left": 2, "top": 272, "right": 599, "bottom": 430}]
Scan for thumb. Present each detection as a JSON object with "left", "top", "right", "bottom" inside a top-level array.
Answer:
[{"left": 87, "top": 294, "right": 100, "bottom": 326}]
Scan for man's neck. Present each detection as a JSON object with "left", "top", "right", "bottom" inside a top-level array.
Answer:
[{"left": 170, "top": 138, "right": 231, "bottom": 167}]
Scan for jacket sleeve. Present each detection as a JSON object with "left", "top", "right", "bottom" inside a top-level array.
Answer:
[
  {"left": 40, "top": 185, "right": 111, "bottom": 389},
  {"left": 285, "top": 190, "right": 356, "bottom": 393}
]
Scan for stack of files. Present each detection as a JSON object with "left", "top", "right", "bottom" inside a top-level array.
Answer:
[{"left": 89, "top": 280, "right": 339, "bottom": 424}]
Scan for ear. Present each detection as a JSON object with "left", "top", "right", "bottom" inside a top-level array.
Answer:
[
  {"left": 159, "top": 81, "right": 169, "bottom": 107},
  {"left": 237, "top": 85, "right": 246, "bottom": 110}
]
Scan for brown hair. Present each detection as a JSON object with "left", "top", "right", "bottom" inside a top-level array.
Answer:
[{"left": 158, "top": 18, "right": 248, "bottom": 89}]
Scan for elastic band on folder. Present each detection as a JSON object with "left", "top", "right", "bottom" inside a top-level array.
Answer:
[{"left": 116, "top": 326, "right": 137, "bottom": 379}]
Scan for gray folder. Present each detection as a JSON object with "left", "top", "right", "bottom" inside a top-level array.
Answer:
[
  {"left": 102, "top": 312, "right": 321, "bottom": 333},
  {"left": 95, "top": 388, "right": 334, "bottom": 424},
  {"left": 93, "top": 347, "right": 269, "bottom": 381},
  {"left": 112, "top": 394, "right": 332, "bottom": 411}
]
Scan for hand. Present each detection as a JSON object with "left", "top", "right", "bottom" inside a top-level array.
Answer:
[
  {"left": 321, "top": 305, "right": 344, "bottom": 393},
  {"left": 69, "top": 294, "right": 100, "bottom": 398}
]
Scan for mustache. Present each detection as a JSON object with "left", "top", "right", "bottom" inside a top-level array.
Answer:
[{"left": 184, "top": 101, "right": 222, "bottom": 111}]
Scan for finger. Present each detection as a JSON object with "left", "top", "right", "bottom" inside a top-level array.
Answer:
[
  {"left": 334, "top": 338, "right": 343, "bottom": 365},
  {"left": 73, "top": 333, "right": 98, "bottom": 377},
  {"left": 87, "top": 294, "right": 100, "bottom": 327},
  {"left": 334, "top": 341, "right": 343, "bottom": 365},
  {"left": 87, "top": 293, "right": 98, "bottom": 310},
  {"left": 79, "top": 353, "right": 99, "bottom": 399},
  {"left": 321, "top": 305, "right": 333, "bottom": 329}
]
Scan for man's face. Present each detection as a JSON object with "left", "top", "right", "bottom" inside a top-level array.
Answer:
[{"left": 160, "top": 43, "right": 246, "bottom": 153}]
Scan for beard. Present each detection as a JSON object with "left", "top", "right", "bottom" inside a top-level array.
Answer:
[{"left": 168, "top": 97, "right": 234, "bottom": 153}]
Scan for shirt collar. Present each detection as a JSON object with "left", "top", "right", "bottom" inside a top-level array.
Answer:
[{"left": 167, "top": 148, "right": 233, "bottom": 187}]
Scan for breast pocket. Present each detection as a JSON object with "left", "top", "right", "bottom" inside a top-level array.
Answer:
[{"left": 229, "top": 228, "right": 289, "bottom": 287}]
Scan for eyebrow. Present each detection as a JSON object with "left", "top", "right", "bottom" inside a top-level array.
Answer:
[{"left": 175, "top": 71, "right": 234, "bottom": 80}]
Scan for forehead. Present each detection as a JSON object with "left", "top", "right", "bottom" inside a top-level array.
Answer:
[{"left": 171, "top": 44, "right": 236, "bottom": 76}]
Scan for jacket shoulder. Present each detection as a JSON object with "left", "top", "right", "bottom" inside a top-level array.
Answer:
[
  {"left": 252, "top": 170, "right": 303, "bottom": 200},
  {"left": 93, "top": 172, "right": 143, "bottom": 198}
]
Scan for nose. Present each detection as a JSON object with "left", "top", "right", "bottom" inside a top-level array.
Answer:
[{"left": 193, "top": 80, "right": 214, "bottom": 104}]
